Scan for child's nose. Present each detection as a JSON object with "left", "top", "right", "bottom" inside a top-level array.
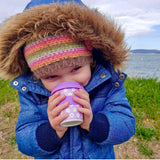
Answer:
[{"left": 61, "top": 75, "right": 74, "bottom": 83}]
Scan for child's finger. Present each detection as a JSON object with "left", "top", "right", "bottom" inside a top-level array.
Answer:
[
  {"left": 77, "top": 107, "right": 91, "bottom": 116},
  {"left": 54, "top": 112, "right": 69, "bottom": 126},
  {"left": 73, "top": 96, "right": 90, "bottom": 109},
  {"left": 51, "top": 94, "right": 65, "bottom": 106},
  {"left": 48, "top": 94, "right": 65, "bottom": 111},
  {"left": 50, "top": 112, "right": 69, "bottom": 130},
  {"left": 74, "top": 89, "right": 89, "bottom": 101},
  {"left": 51, "top": 101, "right": 69, "bottom": 117},
  {"left": 49, "top": 91, "right": 60, "bottom": 101}
]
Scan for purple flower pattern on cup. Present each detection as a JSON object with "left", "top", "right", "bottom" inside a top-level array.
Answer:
[{"left": 51, "top": 81, "right": 84, "bottom": 127}]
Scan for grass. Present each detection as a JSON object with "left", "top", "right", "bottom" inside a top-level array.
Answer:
[
  {"left": 136, "top": 126, "right": 156, "bottom": 141},
  {"left": 7, "top": 135, "right": 17, "bottom": 146},
  {"left": 125, "top": 78, "right": 160, "bottom": 119},
  {"left": 137, "top": 142, "right": 154, "bottom": 157},
  {"left": 0, "top": 80, "right": 18, "bottom": 106},
  {"left": 0, "top": 77, "right": 160, "bottom": 158},
  {"left": 124, "top": 77, "right": 160, "bottom": 157}
]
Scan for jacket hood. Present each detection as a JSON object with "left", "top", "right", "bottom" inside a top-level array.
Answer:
[
  {"left": 24, "top": 0, "right": 85, "bottom": 10},
  {"left": 0, "top": 1, "right": 129, "bottom": 80}
]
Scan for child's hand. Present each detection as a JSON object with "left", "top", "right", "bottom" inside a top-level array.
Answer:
[
  {"left": 47, "top": 91, "right": 69, "bottom": 138},
  {"left": 73, "top": 89, "right": 93, "bottom": 131}
]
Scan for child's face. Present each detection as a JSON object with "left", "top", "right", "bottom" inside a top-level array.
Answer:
[{"left": 41, "top": 63, "right": 91, "bottom": 92}]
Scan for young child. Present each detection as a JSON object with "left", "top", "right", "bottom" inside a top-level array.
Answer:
[{"left": 0, "top": 0, "right": 136, "bottom": 159}]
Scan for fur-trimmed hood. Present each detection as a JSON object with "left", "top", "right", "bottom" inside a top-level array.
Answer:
[{"left": 0, "top": 1, "right": 129, "bottom": 80}]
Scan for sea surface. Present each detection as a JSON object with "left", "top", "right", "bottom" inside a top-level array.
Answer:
[{"left": 124, "top": 53, "right": 160, "bottom": 81}]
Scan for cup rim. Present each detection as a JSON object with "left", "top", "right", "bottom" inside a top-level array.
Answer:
[{"left": 51, "top": 81, "right": 84, "bottom": 95}]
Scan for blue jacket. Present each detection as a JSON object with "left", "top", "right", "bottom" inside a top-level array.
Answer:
[
  {"left": 11, "top": 64, "right": 136, "bottom": 159},
  {"left": 1, "top": 0, "right": 135, "bottom": 158}
]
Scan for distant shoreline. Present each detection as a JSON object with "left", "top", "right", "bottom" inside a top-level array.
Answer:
[{"left": 130, "top": 49, "right": 160, "bottom": 54}]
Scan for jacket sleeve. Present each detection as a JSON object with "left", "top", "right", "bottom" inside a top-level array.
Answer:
[
  {"left": 88, "top": 84, "right": 136, "bottom": 145},
  {"left": 15, "top": 92, "right": 62, "bottom": 157}
]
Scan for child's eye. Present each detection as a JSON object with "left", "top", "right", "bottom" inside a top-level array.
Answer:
[
  {"left": 46, "top": 75, "right": 57, "bottom": 79},
  {"left": 72, "top": 66, "right": 81, "bottom": 72}
]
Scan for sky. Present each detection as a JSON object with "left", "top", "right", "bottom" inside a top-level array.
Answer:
[{"left": 0, "top": 0, "right": 160, "bottom": 50}]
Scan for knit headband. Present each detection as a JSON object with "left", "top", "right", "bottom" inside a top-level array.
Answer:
[{"left": 24, "top": 35, "right": 92, "bottom": 79}]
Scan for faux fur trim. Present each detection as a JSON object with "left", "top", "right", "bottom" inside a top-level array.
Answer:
[{"left": 0, "top": 2, "right": 129, "bottom": 80}]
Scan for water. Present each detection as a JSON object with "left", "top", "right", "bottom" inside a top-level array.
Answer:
[{"left": 124, "top": 53, "right": 160, "bottom": 81}]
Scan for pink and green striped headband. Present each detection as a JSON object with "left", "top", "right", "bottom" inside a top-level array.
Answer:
[{"left": 24, "top": 35, "right": 92, "bottom": 78}]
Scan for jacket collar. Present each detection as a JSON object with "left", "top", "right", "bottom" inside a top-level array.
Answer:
[
  {"left": 11, "top": 72, "right": 51, "bottom": 96},
  {"left": 11, "top": 64, "right": 111, "bottom": 96},
  {"left": 85, "top": 64, "right": 111, "bottom": 92}
]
